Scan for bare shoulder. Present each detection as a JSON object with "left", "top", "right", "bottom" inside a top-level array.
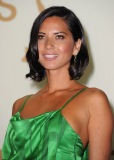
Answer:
[
  {"left": 12, "top": 95, "right": 29, "bottom": 116},
  {"left": 79, "top": 87, "right": 113, "bottom": 123},
  {"left": 86, "top": 87, "right": 108, "bottom": 98},
  {"left": 12, "top": 89, "right": 43, "bottom": 116},
  {"left": 85, "top": 87, "right": 112, "bottom": 110},
  {"left": 83, "top": 87, "right": 113, "bottom": 125},
  {"left": 87, "top": 87, "right": 113, "bottom": 122}
]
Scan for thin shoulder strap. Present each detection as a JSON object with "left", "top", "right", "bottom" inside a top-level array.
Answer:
[
  {"left": 18, "top": 95, "right": 31, "bottom": 112},
  {"left": 60, "top": 88, "right": 87, "bottom": 111}
]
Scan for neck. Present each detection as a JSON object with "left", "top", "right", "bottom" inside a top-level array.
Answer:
[{"left": 44, "top": 68, "right": 77, "bottom": 93}]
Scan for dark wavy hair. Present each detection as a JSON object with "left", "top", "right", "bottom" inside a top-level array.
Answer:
[{"left": 26, "top": 6, "right": 89, "bottom": 82}]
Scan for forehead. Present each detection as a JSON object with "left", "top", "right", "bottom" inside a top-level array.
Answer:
[{"left": 39, "top": 16, "right": 69, "bottom": 31}]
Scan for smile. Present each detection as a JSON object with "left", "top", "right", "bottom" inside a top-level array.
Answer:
[{"left": 43, "top": 54, "right": 58, "bottom": 59}]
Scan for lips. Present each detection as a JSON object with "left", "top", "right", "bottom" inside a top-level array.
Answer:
[{"left": 43, "top": 54, "right": 58, "bottom": 59}]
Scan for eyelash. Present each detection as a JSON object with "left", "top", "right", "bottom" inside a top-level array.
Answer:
[
  {"left": 38, "top": 35, "right": 45, "bottom": 40},
  {"left": 56, "top": 35, "right": 64, "bottom": 39},
  {"left": 37, "top": 35, "right": 65, "bottom": 41}
]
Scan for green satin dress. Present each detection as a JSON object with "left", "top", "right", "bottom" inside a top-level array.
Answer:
[{"left": 2, "top": 88, "right": 88, "bottom": 160}]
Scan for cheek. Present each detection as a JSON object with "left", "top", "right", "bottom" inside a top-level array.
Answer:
[
  {"left": 38, "top": 43, "right": 43, "bottom": 52},
  {"left": 37, "top": 43, "right": 44, "bottom": 58},
  {"left": 59, "top": 42, "right": 74, "bottom": 55}
]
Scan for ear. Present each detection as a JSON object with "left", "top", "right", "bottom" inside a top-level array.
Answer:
[{"left": 73, "top": 39, "right": 82, "bottom": 56}]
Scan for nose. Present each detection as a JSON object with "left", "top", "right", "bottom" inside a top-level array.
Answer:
[{"left": 45, "top": 38, "right": 55, "bottom": 50}]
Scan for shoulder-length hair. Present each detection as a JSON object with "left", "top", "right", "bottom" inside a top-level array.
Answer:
[{"left": 26, "top": 6, "right": 89, "bottom": 81}]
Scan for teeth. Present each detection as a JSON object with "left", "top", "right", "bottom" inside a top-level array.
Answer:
[{"left": 44, "top": 54, "right": 58, "bottom": 58}]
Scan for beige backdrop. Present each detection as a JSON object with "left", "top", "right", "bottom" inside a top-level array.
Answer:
[{"left": 0, "top": 0, "right": 114, "bottom": 159}]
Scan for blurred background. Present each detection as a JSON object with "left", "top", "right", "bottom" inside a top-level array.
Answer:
[{"left": 0, "top": 0, "right": 114, "bottom": 159}]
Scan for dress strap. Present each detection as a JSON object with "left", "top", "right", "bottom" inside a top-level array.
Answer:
[
  {"left": 18, "top": 95, "right": 31, "bottom": 112},
  {"left": 60, "top": 88, "right": 87, "bottom": 111}
]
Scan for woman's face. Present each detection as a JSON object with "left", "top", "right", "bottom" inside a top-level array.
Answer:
[{"left": 38, "top": 16, "right": 80, "bottom": 71}]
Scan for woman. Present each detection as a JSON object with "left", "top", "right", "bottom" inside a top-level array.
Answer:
[{"left": 2, "top": 6, "right": 113, "bottom": 160}]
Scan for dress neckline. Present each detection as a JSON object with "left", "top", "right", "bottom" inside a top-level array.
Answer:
[
  {"left": 13, "top": 109, "right": 86, "bottom": 149},
  {"left": 18, "top": 87, "right": 87, "bottom": 116}
]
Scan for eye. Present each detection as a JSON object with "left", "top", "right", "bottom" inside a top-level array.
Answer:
[
  {"left": 56, "top": 35, "right": 65, "bottom": 39},
  {"left": 38, "top": 35, "right": 45, "bottom": 40}
]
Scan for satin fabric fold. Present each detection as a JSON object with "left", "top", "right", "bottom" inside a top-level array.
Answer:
[{"left": 2, "top": 110, "right": 88, "bottom": 160}]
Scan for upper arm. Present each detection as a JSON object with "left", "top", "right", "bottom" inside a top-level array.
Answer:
[{"left": 88, "top": 89, "right": 114, "bottom": 160}]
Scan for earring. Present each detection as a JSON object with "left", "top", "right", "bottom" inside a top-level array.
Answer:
[{"left": 74, "top": 54, "right": 77, "bottom": 63}]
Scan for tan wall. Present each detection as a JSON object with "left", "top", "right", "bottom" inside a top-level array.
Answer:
[
  {"left": 0, "top": 0, "right": 114, "bottom": 158},
  {"left": 0, "top": 150, "right": 1, "bottom": 160}
]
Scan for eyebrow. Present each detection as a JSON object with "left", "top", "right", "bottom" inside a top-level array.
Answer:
[
  {"left": 38, "top": 31, "right": 67, "bottom": 35},
  {"left": 38, "top": 32, "right": 45, "bottom": 34},
  {"left": 54, "top": 32, "right": 67, "bottom": 35}
]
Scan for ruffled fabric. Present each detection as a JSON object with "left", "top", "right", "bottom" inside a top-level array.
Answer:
[{"left": 2, "top": 110, "right": 88, "bottom": 160}]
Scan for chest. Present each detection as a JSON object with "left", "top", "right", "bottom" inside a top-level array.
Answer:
[
  {"left": 19, "top": 92, "right": 89, "bottom": 148},
  {"left": 21, "top": 93, "right": 75, "bottom": 118}
]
